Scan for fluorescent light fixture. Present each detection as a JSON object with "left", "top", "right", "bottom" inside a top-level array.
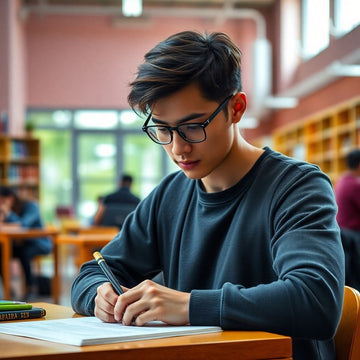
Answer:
[{"left": 122, "top": 0, "right": 142, "bottom": 17}]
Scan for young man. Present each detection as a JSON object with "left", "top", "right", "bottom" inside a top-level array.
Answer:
[{"left": 71, "top": 31, "right": 345, "bottom": 359}]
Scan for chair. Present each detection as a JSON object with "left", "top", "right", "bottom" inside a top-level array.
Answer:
[
  {"left": 66, "top": 226, "right": 119, "bottom": 268},
  {"left": 18, "top": 225, "right": 59, "bottom": 299},
  {"left": 100, "top": 203, "right": 137, "bottom": 229},
  {"left": 55, "top": 205, "right": 74, "bottom": 218},
  {"left": 334, "top": 286, "right": 360, "bottom": 360},
  {"left": 32, "top": 225, "right": 59, "bottom": 272},
  {"left": 340, "top": 228, "right": 360, "bottom": 291},
  {"left": 54, "top": 206, "right": 80, "bottom": 233},
  {"left": 78, "top": 226, "right": 119, "bottom": 235}
]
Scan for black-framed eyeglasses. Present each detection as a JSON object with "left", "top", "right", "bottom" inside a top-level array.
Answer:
[{"left": 142, "top": 94, "right": 233, "bottom": 145}]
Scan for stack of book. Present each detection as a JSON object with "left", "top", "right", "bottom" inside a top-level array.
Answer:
[{"left": 0, "top": 301, "right": 46, "bottom": 321}]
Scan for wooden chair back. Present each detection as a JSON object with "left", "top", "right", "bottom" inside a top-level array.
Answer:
[
  {"left": 335, "top": 286, "right": 360, "bottom": 360},
  {"left": 78, "top": 226, "right": 119, "bottom": 235},
  {"left": 100, "top": 203, "right": 137, "bottom": 229}
]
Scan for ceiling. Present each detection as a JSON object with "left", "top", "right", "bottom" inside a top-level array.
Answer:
[
  {"left": 22, "top": 0, "right": 275, "bottom": 7},
  {"left": 20, "top": 0, "right": 277, "bottom": 125},
  {"left": 21, "top": 0, "right": 276, "bottom": 15}
]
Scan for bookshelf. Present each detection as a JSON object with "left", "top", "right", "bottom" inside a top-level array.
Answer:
[
  {"left": 273, "top": 97, "right": 360, "bottom": 184},
  {"left": 0, "top": 135, "right": 40, "bottom": 199}
]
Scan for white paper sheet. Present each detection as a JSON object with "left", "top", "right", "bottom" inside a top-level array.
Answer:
[{"left": 0, "top": 316, "right": 222, "bottom": 346}]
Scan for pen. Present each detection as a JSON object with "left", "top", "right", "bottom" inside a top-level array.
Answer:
[
  {"left": 0, "top": 301, "right": 26, "bottom": 305},
  {"left": 93, "top": 251, "right": 124, "bottom": 295},
  {"left": 0, "top": 303, "right": 33, "bottom": 311}
]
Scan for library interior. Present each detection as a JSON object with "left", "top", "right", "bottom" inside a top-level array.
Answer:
[{"left": 0, "top": 0, "right": 360, "bottom": 359}]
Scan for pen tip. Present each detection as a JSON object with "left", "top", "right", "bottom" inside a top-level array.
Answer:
[{"left": 93, "top": 251, "right": 102, "bottom": 261}]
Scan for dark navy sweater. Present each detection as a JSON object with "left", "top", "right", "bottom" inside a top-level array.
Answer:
[{"left": 71, "top": 147, "right": 344, "bottom": 359}]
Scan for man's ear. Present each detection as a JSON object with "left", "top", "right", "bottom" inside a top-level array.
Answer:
[
  {"left": 234, "top": 103, "right": 242, "bottom": 112},
  {"left": 231, "top": 92, "right": 247, "bottom": 123}
]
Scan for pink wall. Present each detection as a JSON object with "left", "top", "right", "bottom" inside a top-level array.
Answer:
[
  {"left": 0, "top": 0, "right": 26, "bottom": 134},
  {"left": 246, "top": 3, "right": 360, "bottom": 142},
  {"left": 5, "top": 1, "right": 359, "bottom": 141},
  {"left": 26, "top": 14, "right": 257, "bottom": 109},
  {"left": 0, "top": 1, "right": 10, "bottom": 112}
]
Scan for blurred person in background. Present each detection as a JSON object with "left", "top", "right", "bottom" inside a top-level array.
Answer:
[
  {"left": 335, "top": 149, "right": 360, "bottom": 290},
  {"left": 93, "top": 174, "right": 140, "bottom": 228},
  {"left": 0, "top": 186, "right": 52, "bottom": 300},
  {"left": 335, "top": 149, "right": 360, "bottom": 233}
]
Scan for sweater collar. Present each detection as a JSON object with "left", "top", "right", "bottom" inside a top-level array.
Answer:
[{"left": 196, "top": 147, "right": 271, "bottom": 206}]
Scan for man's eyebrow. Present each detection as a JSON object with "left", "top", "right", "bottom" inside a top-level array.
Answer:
[{"left": 151, "top": 112, "right": 206, "bottom": 125}]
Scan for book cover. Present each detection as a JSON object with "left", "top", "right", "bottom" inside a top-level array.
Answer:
[{"left": 0, "top": 307, "right": 46, "bottom": 322}]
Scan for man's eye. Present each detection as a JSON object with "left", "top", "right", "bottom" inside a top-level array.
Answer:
[
  {"left": 183, "top": 124, "right": 201, "bottom": 131},
  {"left": 157, "top": 126, "right": 169, "bottom": 133}
]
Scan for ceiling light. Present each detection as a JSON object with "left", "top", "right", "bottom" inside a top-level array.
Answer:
[{"left": 122, "top": 0, "right": 142, "bottom": 17}]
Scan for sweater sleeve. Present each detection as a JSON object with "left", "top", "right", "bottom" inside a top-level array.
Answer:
[
  {"left": 71, "top": 193, "right": 162, "bottom": 315},
  {"left": 190, "top": 167, "right": 345, "bottom": 340}
]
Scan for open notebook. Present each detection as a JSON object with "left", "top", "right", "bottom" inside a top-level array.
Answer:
[{"left": 0, "top": 316, "right": 222, "bottom": 346}]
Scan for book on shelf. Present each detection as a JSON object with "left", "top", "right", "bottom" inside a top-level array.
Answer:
[
  {"left": 10, "top": 140, "right": 30, "bottom": 158},
  {"left": 7, "top": 164, "right": 39, "bottom": 183},
  {"left": 0, "top": 306, "right": 46, "bottom": 322}
]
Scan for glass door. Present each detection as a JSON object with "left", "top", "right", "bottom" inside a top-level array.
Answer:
[
  {"left": 30, "top": 108, "right": 174, "bottom": 225},
  {"left": 122, "top": 133, "right": 165, "bottom": 199},
  {"left": 74, "top": 130, "right": 118, "bottom": 224}
]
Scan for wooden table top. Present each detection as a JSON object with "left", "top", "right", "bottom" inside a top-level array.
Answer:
[
  {"left": 0, "top": 303, "right": 292, "bottom": 360},
  {"left": 0, "top": 227, "right": 59, "bottom": 238}
]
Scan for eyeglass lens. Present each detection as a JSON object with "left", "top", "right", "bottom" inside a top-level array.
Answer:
[
  {"left": 143, "top": 94, "right": 233, "bottom": 145},
  {"left": 147, "top": 124, "right": 205, "bottom": 144}
]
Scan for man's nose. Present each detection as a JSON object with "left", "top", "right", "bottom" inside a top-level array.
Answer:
[{"left": 171, "top": 131, "right": 191, "bottom": 155}]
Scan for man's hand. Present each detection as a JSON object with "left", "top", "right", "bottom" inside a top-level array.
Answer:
[
  {"left": 94, "top": 282, "right": 122, "bottom": 323},
  {"left": 94, "top": 280, "right": 190, "bottom": 326}
]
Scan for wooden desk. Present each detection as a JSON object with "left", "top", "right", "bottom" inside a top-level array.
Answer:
[
  {"left": 0, "top": 227, "right": 59, "bottom": 301},
  {"left": 53, "top": 232, "right": 116, "bottom": 304},
  {"left": 0, "top": 302, "right": 292, "bottom": 360}
]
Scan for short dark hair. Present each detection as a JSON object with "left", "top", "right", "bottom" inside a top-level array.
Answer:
[
  {"left": 121, "top": 174, "right": 133, "bottom": 183},
  {"left": 346, "top": 149, "right": 360, "bottom": 169},
  {"left": 0, "top": 186, "right": 16, "bottom": 198},
  {"left": 0, "top": 186, "right": 22, "bottom": 214},
  {"left": 128, "top": 31, "right": 242, "bottom": 114}
]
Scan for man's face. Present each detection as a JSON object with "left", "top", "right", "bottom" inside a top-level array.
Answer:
[{"left": 150, "top": 84, "right": 238, "bottom": 182}]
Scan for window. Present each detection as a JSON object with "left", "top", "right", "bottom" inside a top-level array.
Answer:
[
  {"left": 29, "top": 109, "right": 176, "bottom": 224},
  {"left": 74, "top": 110, "right": 118, "bottom": 129},
  {"left": 334, "top": 0, "right": 360, "bottom": 35},
  {"left": 37, "top": 129, "right": 72, "bottom": 224},
  {"left": 302, "top": 0, "right": 330, "bottom": 59}
]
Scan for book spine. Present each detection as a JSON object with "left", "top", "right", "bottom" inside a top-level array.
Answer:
[{"left": 0, "top": 308, "right": 46, "bottom": 321}]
